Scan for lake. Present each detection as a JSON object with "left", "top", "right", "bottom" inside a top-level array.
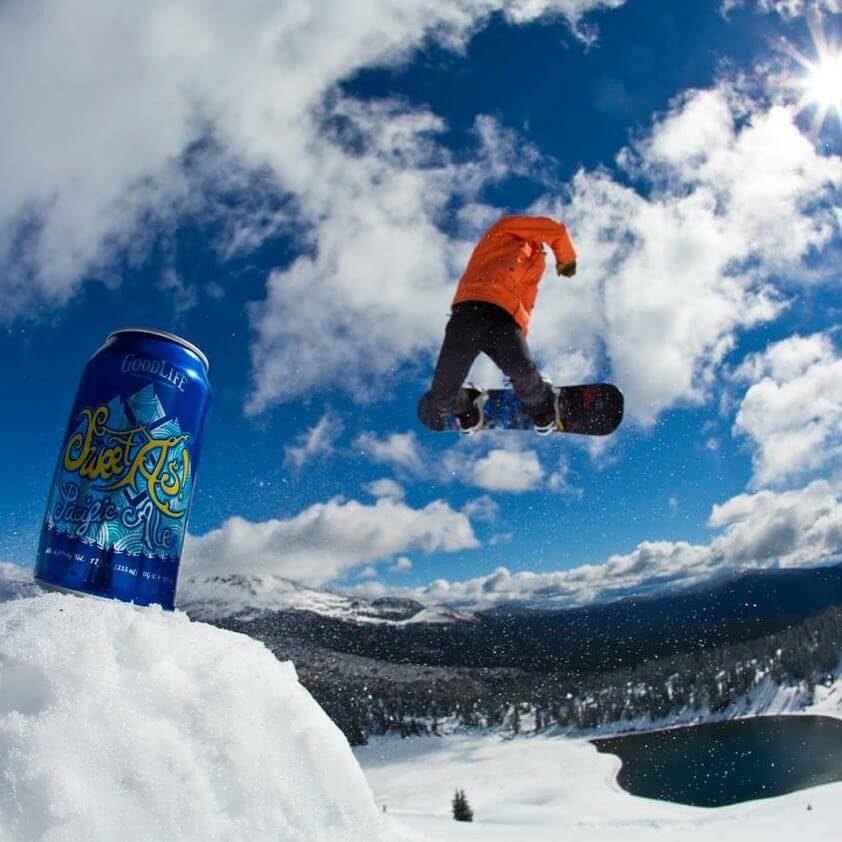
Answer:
[{"left": 592, "top": 715, "right": 842, "bottom": 807}]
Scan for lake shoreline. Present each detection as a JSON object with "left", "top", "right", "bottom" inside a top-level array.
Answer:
[{"left": 589, "top": 713, "right": 842, "bottom": 808}]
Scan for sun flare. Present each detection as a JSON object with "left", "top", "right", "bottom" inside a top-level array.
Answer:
[
  {"left": 782, "top": 15, "right": 842, "bottom": 135},
  {"left": 801, "top": 51, "right": 842, "bottom": 116}
]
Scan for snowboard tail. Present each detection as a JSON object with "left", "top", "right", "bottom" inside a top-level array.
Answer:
[{"left": 418, "top": 383, "right": 624, "bottom": 435}]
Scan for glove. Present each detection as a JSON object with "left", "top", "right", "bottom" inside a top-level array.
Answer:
[{"left": 556, "top": 260, "right": 577, "bottom": 278}]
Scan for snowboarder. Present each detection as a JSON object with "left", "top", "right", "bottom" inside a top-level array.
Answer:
[{"left": 421, "top": 214, "right": 577, "bottom": 435}]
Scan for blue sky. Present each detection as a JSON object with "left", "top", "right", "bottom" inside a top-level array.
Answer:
[{"left": 1, "top": 0, "right": 841, "bottom": 609}]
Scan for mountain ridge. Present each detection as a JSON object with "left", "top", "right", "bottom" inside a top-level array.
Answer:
[{"left": 177, "top": 573, "right": 476, "bottom": 625}]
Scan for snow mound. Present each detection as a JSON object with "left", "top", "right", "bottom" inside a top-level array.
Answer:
[{"left": 0, "top": 593, "right": 399, "bottom": 842}]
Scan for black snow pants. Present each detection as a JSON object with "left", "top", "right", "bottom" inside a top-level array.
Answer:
[{"left": 423, "top": 301, "right": 554, "bottom": 419}]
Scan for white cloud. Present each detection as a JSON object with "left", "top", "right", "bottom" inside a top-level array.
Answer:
[
  {"left": 359, "top": 423, "right": 595, "bottom": 494},
  {"left": 734, "top": 332, "right": 831, "bottom": 382},
  {"left": 356, "top": 481, "right": 842, "bottom": 609},
  {"left": 547, "top": 456, "right": 580, "bottom": 494},
  {"left": 529, "top": 86, "right": 840, "bottom": 425},
  {"left": 453, "top": 436, "right": 581, "bottom": 495},
  {"left": 358, "top": 565, "right": 379, "bottom": 579},
  {"left": 709, "top": 480, "right": 842, "bottom": 566},
  {"left": 364, "top": 478, "right": 406, "bottom": 500},
  {"left": 733, "top": 333, "right": 842, "bottom": 486},
  {"left": 244, "top": 102, "right": 468, "bottom": 412},
  {"left": 468, "top": 448, "right": 544, "bottom": 492},
  {"left": 205, "top": 281, "right": 225, "bottom": 300},
  {"left": 284, "top": 410, "right": 344, "bottom": 470},
  {"left": 184, "top": 495, "right": 478, "bottom": 586},
  {"left": 721, "top": 1, "right": 840, "bottom": 22},
  {"left": 243, "top": 93, "right": 596, "bottom": 411},
  {"left": 462, "top": 495, "right": 499, "bottom": 522},
  {"left": 389, "top": 556, "right": 413, "bottom": 572},
  {"left": 358, "top": 428, "right": 556, "bottom": 493},
  {"left": 356, "top": 431, "right": 425, "bottom": 475},
  {"left": 4, "top": 3, "right": 839, "bottom": 437},
  {"left": 156, "top": 269, "right": 198, "bottom": 316},
  {"left": 0, "top": 0, "right": 621, "bottom": 346},
  {"left": 412, "top": 545, "right": 715, "bottom": 610},
  {"left": 751, "top": 0, "right": 840, "bottom": 16}
]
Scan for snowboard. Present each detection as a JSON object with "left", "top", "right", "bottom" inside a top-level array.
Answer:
[{"left": 418, "top": 383, "right": 624, "bottom": 435}]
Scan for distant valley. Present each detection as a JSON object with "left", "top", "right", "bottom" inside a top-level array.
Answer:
[{"left": 179, "top": 564, "right": 842, "bottom": 744}]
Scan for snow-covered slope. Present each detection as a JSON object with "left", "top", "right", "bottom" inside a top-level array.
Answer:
[
  {"left": 561, "top": 661, "right": 842, "bottom": 740},
  {"left": 0, "top": 591, "right": 416, "bottom": 842},
  {"left": 357, "top": 730, "right": 842, "bottom": 841},
  {"left": 178, "top": 573, "right": 475, "bottom": 625}
]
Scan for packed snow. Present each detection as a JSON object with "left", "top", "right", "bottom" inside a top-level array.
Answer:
[
  {"left": 356, "top": 729, "right": 842, "bottom": 841},
  {"left": 0, "top": 589, "right": 415, "bottom": 842}
]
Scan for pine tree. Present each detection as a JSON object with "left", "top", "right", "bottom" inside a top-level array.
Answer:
[
  {"left": 452, "top": 789, "right": 474, "bottom": 822},
  {"left": 510, "top": 704, "right": 521, "bottom": 735}
]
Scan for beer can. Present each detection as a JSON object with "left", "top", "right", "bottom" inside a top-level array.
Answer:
[{"left": 34, "top": 328, "right": 212, "bottom": 609}]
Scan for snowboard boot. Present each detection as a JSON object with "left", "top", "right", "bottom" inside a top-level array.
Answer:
[
  {"left": 457, "top": 385, "right": 485, "bottom": 436},
  {"left": 532, "top": 386, "right": 560, "bottom": 437}
]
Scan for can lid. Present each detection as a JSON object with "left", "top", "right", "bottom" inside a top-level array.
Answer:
[{"left": 107, "top": 327, "right": 210, "bottom": 372}]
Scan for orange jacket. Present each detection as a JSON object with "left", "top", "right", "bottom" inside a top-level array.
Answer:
[{"left": 452, "top": 215, "right": 577, "bottom": 334}]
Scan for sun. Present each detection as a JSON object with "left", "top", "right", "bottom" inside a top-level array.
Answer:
[
  {"left": 778, "top": 14, "right": 842, "bottom": 135},
  {"left": 799, "top": 50, "right": 842, "bottom": 126}
]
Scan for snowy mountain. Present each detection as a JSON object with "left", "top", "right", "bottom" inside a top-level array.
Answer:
[
  {"left": 182, "top": 565, "right": 842, "bottom": 747},
  {"left": 177, "top": 573, "right": 476, "bottom": 625},
  {"left": 181, "top": 563, "right": 842, "bottom": 678},
  {"left": 0, "top": 562, "right": 41, "bottom": 603}
]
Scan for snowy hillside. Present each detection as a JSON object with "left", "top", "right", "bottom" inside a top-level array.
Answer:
[
  {"left": 0, "top": 591, "right": 415, "bottom": 842},
  {"left": 178, "top": 573, "right": 475, "bottom": 625},
  {"left": 356, "top": 730, "right": 842, "bottom": 842}
]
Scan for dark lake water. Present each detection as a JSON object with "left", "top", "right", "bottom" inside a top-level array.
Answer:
[{"left": 592, "top": 715, "right": 842, "bottom": 807}]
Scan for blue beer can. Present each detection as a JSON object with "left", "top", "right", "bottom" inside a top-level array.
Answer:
[{"left": 34, "top": 328, "right": 212, "bottom": 609}]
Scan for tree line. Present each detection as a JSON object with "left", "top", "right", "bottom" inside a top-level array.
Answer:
[{"left": 306, "top": 604, "right": 842, "bottom": 744}]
